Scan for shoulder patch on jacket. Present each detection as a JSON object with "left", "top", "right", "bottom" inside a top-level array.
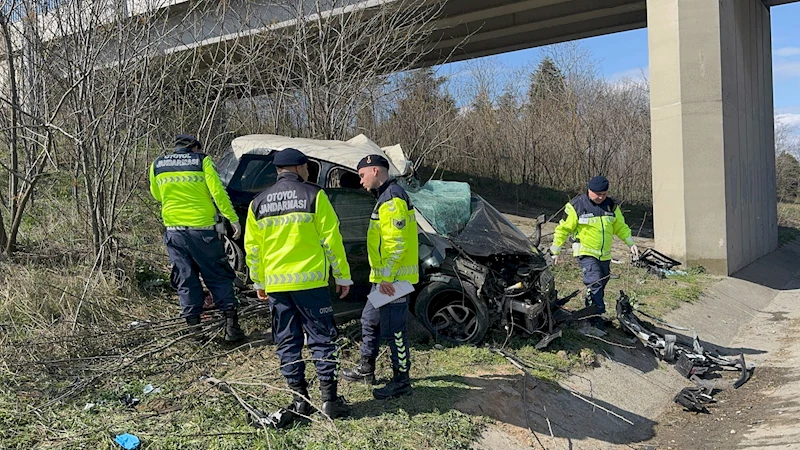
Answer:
[{"left": 393, "top": 218, "right": 406, "bottom": 229}]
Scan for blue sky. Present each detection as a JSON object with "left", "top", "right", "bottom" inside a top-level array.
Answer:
[{"left": 437, "top": 2, "right": 800, "bottom": 128}]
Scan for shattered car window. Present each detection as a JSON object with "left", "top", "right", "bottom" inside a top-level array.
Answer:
[
  {"left": 404, "top": 180, "right": 472, "bottom": 236},
  {"left": 327, "top": 167, "right": 362, "bottom": 189},
  {"left": 229, "top": 156, "right": 278, "bottom": 193}
]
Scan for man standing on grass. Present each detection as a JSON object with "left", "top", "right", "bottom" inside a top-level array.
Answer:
[
  {"left": 149, "top": 134, "right": 245, "bottom": 342},
  {"left": 550, "top": 176, "right": 639, "bottom": 330},
  {"left": 244, "top": 148, "right": 353, "bottom": 426},
  {"left": 341, "top": 154, "right": 417, "bottom": 400}
]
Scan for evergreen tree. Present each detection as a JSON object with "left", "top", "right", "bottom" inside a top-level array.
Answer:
[{"left": 528, "top": 57, "right": 566, "bottom": 104}]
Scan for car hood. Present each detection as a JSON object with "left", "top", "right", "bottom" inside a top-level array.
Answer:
[{"left": 449, "top": 195, "right": 537, "bottom": 258}]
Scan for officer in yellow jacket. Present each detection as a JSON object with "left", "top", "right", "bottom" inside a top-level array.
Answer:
[
  {"left": 550, "top": 176, "right": 639, "bottom": 329},
  {"left": 244, "top": 148, "right": 352, "bottom": 426},
  {"left": 149, "top": 134, "right": 244, "bottom": 342},
  {"left": 341, "top": 154, "right": 418, "bottom": 400}
]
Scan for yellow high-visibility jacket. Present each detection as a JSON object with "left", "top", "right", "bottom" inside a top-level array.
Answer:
[
  {"left": 149, "top": 150, "right": 238, "bottom": 227},
  {"left": 368, "top": 179, "right": 419, "bottom": 284},
  {"left": 550, "top": 194, "right": 634, "bottom": 261},
  {"left": 244, "top": 172, "right": 352, "bottom": 292}
]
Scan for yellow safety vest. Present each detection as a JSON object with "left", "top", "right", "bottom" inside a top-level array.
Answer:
[
  {"left": 244, "top": 172, "right": 352, "bottom": 292},
  {"left": 149, "top": 150, "right": 238, "bottom": 227},
  {"left": 368, "top": 179, "right": 419, "bottom": 284},
  {"left": 551, "top": 194, "right": 634, "bottom": 261}
]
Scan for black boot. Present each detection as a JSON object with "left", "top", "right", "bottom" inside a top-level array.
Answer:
[
  {"left": 589, "top": 316, "right": 606, "bottom": 331},
  {"left": 287, "top": 380, "right": 313, "bottom": 417},
  {"left": 340, "top": 356, "right": 375, "bottom": 384},
  {"left": 320, "top": 380, "right": 350, "bottom": 419},
  {"left": 186, "top": 315, "right": 201, "bottom": 326},
  {"left": 372, "top": 370, "right": 412, "bottom": 400},
  {"left": 184, "top": 316, "right": 204, "bottom": 341},
  {"left": 224, "top": 309, "right": 246, "bottom": 343}
]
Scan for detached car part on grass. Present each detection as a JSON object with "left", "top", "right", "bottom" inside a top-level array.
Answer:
[
  {"left": 631, "top": 248, "right": 686, "bottom": 278},
  {"left": 216, "top": 133, "right": 563, "bottom": 347}
]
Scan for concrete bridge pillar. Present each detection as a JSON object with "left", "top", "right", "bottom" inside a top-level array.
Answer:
[{"left": 647, "top": 0, "right": 778, "bottom": 275}]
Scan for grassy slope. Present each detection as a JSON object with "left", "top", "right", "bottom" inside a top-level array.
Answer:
[{"left": 0, "top": 174, "right": 760, "bottom": 449}]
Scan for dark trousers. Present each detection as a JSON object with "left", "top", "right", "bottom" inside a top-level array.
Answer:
[
  {"left": 165, "top": 229, "right": 238, "bottom": 317},
  {"left": 579, "top": 256, "right": 611, "bottom": 315},
  {"left": 269, "top": 287, "right": 339, "bottom": 385},
  {"left": 359, "top": 285, "right": 410, "bottom": 373}
]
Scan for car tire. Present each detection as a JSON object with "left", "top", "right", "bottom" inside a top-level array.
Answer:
[
  {"left": 223, "top": 235, "right": 245, "bottom": 272},
  {"left": 414, "top": 280, "right": 489, "bottom": 345}
]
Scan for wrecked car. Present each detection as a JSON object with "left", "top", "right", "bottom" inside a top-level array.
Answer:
[{"left": 214, "top": 133, "right": 560, "bottom": 345}]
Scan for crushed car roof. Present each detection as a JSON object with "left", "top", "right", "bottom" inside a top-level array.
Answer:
[{"left": 230, "top": 134, "right": 408, "bottom": 176}]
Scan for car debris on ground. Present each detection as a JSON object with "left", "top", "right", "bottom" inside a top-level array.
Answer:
[
  {"left": 632, "top": 248, "right": 687, "bottom": 278},
  {"left": 615, "top": 290, "right": 754, "bottom": 413}
]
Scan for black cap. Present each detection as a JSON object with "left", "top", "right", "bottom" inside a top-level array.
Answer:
[
  {"left": 273, "top": 148, "right": 309, "bottom": 167},
  {"left": 357, "top": 154, "right": 390, "bottom": 170},
  {"left": 588, "top": 176, "right": 609, "bottom": 192},
  {"left": 175, "top": 134, "right": 201, "bottom": 150}
]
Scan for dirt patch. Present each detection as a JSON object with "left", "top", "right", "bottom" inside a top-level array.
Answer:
[
  {"left": 455, "top": 371, "right": 542, "bottom": 450},
  {"left": 646, "top": 366, "right": 795, "bottom": 449},
  {"left": 454, "top": 349, "right": 665, "bottom": 450},
  {"left": 472, "top": 423, "right": 539, "bottom": 450}
]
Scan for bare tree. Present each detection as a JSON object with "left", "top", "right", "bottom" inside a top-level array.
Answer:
[
  {"left": 775, "top": 119, "right": 800, "bottom": 203},
  {"left": 376, "top": 68, "right": 464, "bottom": 174},
  {"left": 410, "top": 42, "right": 653, "bottom": 203},
  {"left": 0, "top": 0, "right": 461, "bottom": 262},
  {"left": 0, "top": 0, "right": 58, "bottom": 256},
  {"left": 272, "top": 0, "right": 449, "bottom": 140}
]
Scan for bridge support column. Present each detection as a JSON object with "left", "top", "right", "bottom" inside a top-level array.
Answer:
[{"left": 647, "top": 0, "right": 778, "bottom": 275}]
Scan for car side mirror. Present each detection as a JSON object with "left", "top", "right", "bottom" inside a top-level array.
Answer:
[{"left": 531, "top": 214, "right": 546, "bottom": 248}]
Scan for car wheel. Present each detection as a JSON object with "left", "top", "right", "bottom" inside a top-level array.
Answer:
[
  {"left": 223, "top": 235, "right": 245, "bottom": 272},
  {"left": 415, "top": 280, "right": 489, "bottom": 345}
]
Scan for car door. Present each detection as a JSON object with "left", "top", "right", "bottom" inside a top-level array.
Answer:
[
  {"left": 221, "top": 152, "right": 325, "bottom": 274},
  {"left": 324, "top": 169, "right": 375, "bottom": 320}
]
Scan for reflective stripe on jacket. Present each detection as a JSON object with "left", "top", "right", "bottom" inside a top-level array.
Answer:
[
  {"left": 244, "top": 171, "right": 352, "bottom": 292},
  {"left": 149, "top": 149, "right": 238, "bottom": 227},
  {"left": 550, "top": 194, "right": 634, "bottom": 261},
  {"left": 368, "top": 179, "right": 419, "bottom": 284}
]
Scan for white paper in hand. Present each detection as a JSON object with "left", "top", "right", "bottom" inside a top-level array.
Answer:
[{"left": 367, "top": 281, "right": 415, "bottom": 308}]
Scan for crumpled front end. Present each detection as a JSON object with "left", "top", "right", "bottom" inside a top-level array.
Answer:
[{"left": 415, "top": 193, "right": 559, "bottom": 344}]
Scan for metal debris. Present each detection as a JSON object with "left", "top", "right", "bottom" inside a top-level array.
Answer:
[
  {"left": 632, "top": 248, "right": 684, "bottom": 278},
  {"left": 615, "top": 290, "right": 754, "bottom": 414}
]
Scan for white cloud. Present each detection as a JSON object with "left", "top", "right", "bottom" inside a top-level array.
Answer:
[
  {"left": 457, "top": 105, "right": 474, "bottom": 116},
  {"left": 774, "top": 47, "right": 800, "bottom": 57},
  {"left": 776, "top": 113, "right": 800, "bottom": 128},
  {"left": 608, "top": 66, "right": 649, "bottom": 83},
  {"left": 773, "top": 61, "right": 800, "bottom": 78}
]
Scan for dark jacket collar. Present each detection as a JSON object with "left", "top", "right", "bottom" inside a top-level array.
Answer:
[
  {"left": 376, "top": 178, "right": 396, "bottom": 197},
  {"left": 579, "top": 193, "right": 614, "bottom": 211},
  {"left": 277, "top": 171, "right": 304, "bottom": 183}
]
